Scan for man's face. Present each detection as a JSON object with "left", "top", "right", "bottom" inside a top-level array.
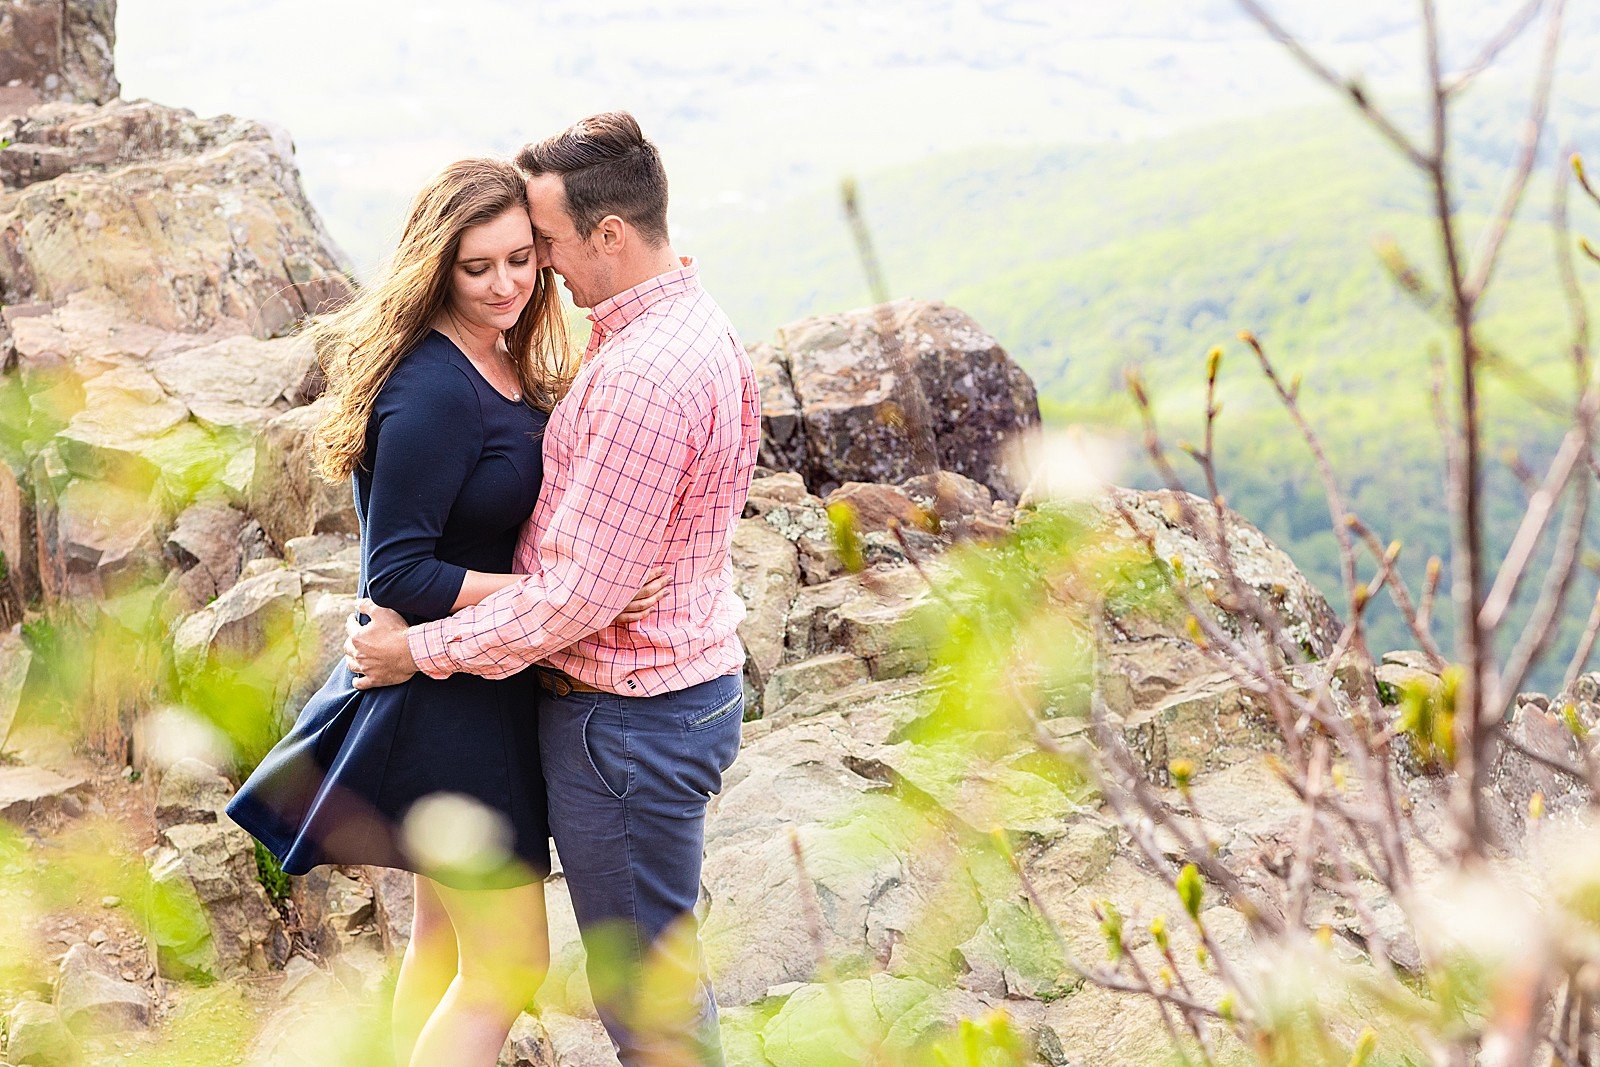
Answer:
[{"left": 525, "top": 174, "right": 611, "bottom": 309}]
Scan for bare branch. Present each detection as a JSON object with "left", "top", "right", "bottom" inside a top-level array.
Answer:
[
  {"left": 1560, "top": 589, "right": 1600, "bottom": 694},
  {"left": 1495, "top": 475, "right": 1592, "bottom": 710},
  {"left": 1480, "top": 429, "right": 1589, "bottom": 631},
  {"left": 1554, "top": 150, "right": 1593, "bottom": 390},
  {"left": 1462, "top": 0, "right": 1565, "bottom": 302},
  {"left": 1232, "top": 0, "right": 1431, "bottom": 169},
  {"left": 1441, "top": 0, "right": 1545, "bottom": 96}
]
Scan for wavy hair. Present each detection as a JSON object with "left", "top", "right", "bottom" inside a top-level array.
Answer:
[{"left": 312, "top": 157, "right": 571, "bottom": 483}]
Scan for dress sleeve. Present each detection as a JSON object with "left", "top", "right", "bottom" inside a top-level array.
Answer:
[{"left": 361, "top": 362, "right": 482, "bottom": 621}]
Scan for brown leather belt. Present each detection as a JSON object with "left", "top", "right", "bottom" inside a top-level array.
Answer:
[{"left": 536, "top": 668, "right": 605, "bottom": 696}]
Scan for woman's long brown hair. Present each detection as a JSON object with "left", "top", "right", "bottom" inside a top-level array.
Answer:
[{"left": 312, "top": 157, "right": 571, "bottom": 483}]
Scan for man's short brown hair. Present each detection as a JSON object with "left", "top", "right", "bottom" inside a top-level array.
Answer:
[{"left": 516, "top": 111, "right": 669, "bottom": 245}]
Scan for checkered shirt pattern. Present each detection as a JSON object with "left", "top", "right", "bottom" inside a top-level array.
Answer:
[{"left": 406, "top": 259, "right": 760, "bottom": 694}]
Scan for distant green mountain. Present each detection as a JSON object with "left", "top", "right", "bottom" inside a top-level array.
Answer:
[{"left": 696, "top": 88, "right": 1600, "bottom": 688}]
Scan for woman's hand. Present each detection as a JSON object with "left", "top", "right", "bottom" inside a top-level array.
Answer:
[{"left": 616, "top": 567, "right": 668, "bottom": 624}]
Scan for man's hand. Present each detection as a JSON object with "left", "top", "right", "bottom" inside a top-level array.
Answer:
[{"left": 345, "top": 599, "right": 420, "bottom": 689}]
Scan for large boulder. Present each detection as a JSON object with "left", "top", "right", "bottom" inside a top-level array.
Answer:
[
  {"left": 756, "top": 301, "right": 1039, "bottom": 500},
  {"left": 250, "top": 399, "right": 358, "bottom": 549},
  {"left": 0, "top": 0, "right": 118, "bottom": 113}
]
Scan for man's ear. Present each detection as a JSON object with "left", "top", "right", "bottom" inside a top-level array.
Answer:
[{"left": 595, "top": 214, "right": 627, "bottom": 255}]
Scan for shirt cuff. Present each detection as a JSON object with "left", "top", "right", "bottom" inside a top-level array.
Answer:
[{"left": 406, "top": 622, "right": 456, "bottom": 680}]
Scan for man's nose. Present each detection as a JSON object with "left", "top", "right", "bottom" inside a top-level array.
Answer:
[{"left": 535, "top": 238, "right": 553, "bottom": 270}]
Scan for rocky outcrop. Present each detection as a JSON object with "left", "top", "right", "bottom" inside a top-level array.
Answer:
[
  {"left": 753, "top": 301, "right": 1040, "bottom": 500},
  {"left": 0, "top": 0, "right": 118, "bottom": 113},
  {"left": 0, "top": 129, "right": 352, "bottom": 335}
]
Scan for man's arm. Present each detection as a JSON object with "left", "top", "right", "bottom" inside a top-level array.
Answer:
[{"left": 406, "top": 367, "right": 696, "bottom": 679}]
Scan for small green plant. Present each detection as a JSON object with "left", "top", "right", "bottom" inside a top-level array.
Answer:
[{"left": 253, "top": 839, "right": 291, "bottom": 904}]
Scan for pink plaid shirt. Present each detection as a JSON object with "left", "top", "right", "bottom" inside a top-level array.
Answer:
[{"left": 406, "top": 259, "right": 760, "bottom": 694}]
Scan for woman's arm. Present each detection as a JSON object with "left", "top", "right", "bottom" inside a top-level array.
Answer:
[{"left": 362, "top": 363, "right": 482, "bottom": 619}]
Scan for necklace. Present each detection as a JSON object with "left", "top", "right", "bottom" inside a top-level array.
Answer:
[{"left": 442, "top": 311, "right": 521, "bottom": 402}]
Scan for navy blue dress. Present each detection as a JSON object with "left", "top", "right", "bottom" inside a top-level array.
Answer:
[{"left": 227, "top": 331, "right": 551, "bottom": 888}]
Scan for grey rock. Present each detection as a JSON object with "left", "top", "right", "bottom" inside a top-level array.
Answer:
[
  {"left": 0, "top": 766, "right": 91, "bottom": 826},
  {"left": 731, "top": 517, "right": 799, "bottom": 697},
  {"left": 153, "top": 757, "right": 232, "bottom": 833},
  {"left": 53, "top": 943, "right": 150, "bottom": 1033},
  {"left": 783, "top": 568, "right": 929, "bottom": 677},
  {"left": 145, "top": 813, "right": 288, "bottom": 979},
  {"left": 4, "top": 999, "right": 80, "bottom": 1066},
  {"left": 250, "top": 400, "right": 358, "bottom": 549},
  {"left": 171, "top": 567, "right": 303, "bottom": 677},
  {"left": 163, "top": 503, "right": 249, "bottom": 611},
  {"left": 762, "top": 653, "right": 870, "bottom": 719}
]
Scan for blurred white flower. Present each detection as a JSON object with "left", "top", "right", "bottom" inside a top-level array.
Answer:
[
  {"left": 402, "top": 792, "right": 513, "bottom": 874},
  {"left": 134, "top": 706, "right": 233, "bottom": 771},
  {"left": 1009, "top": 426, "right": 1122, "bottom": 505},
  {"left": 1409, "top": 867, "right": 1544, "bottom": 971}
]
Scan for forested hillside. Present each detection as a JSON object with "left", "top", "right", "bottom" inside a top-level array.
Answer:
[{"left": 696, "top": 83, "right": 1600, "bottom": 680}]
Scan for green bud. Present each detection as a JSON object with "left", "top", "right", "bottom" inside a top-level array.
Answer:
[{"left": 1176, "top": 863, "right": 1204, "bottom": 923}]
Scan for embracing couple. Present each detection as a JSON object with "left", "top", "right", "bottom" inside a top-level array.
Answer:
[{"left": 226, "top": 111, "right": 758, "bottom": 1067}]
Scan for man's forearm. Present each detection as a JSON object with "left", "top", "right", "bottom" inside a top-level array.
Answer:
[{"left": 406, "top": 569, "right": 623, "bottom": 680}]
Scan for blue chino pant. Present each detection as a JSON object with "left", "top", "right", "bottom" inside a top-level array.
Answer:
[{"left": 540, "top": 671, "right": 744, "bottom": 1066}]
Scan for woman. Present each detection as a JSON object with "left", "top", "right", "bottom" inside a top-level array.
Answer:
[{"left": 226, "top": 158, "right": 662, "bottom": 1066}]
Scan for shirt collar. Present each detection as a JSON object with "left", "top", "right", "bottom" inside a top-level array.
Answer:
[{"left": 586, "top": 257, "right": 700, "bottom": 345}]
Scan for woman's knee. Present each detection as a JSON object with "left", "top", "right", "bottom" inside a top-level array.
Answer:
[{"left": 454, "top": 948, "right": 548, "bottom": 1014}]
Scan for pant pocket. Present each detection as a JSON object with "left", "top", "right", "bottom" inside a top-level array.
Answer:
[
  {"left": 582, "top": 702, "right": 633, "bottom": 801},
  {"left": 683, "top": 690, "right": 743, "bottom": 733}
]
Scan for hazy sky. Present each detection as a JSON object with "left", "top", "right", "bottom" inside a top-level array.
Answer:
[{"left": 114, "top": 0, "right": 1578, "bottom": 273}]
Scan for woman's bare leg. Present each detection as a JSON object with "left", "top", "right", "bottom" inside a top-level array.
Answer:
[
  {"left": 391, "top": 875, "right": 458, "bottom": 1066},
  {"left": 408, "top": 879, "right": 549, "bottom": 1067}
]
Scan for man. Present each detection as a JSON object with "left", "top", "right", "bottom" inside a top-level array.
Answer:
[{"left": 346, "top": 111, "right": 759, "bottom": 1066}]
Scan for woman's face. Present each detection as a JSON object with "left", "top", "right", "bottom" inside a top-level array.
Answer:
[{"left": 447, "top": 206, "right": 548, "bottom": 331}]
